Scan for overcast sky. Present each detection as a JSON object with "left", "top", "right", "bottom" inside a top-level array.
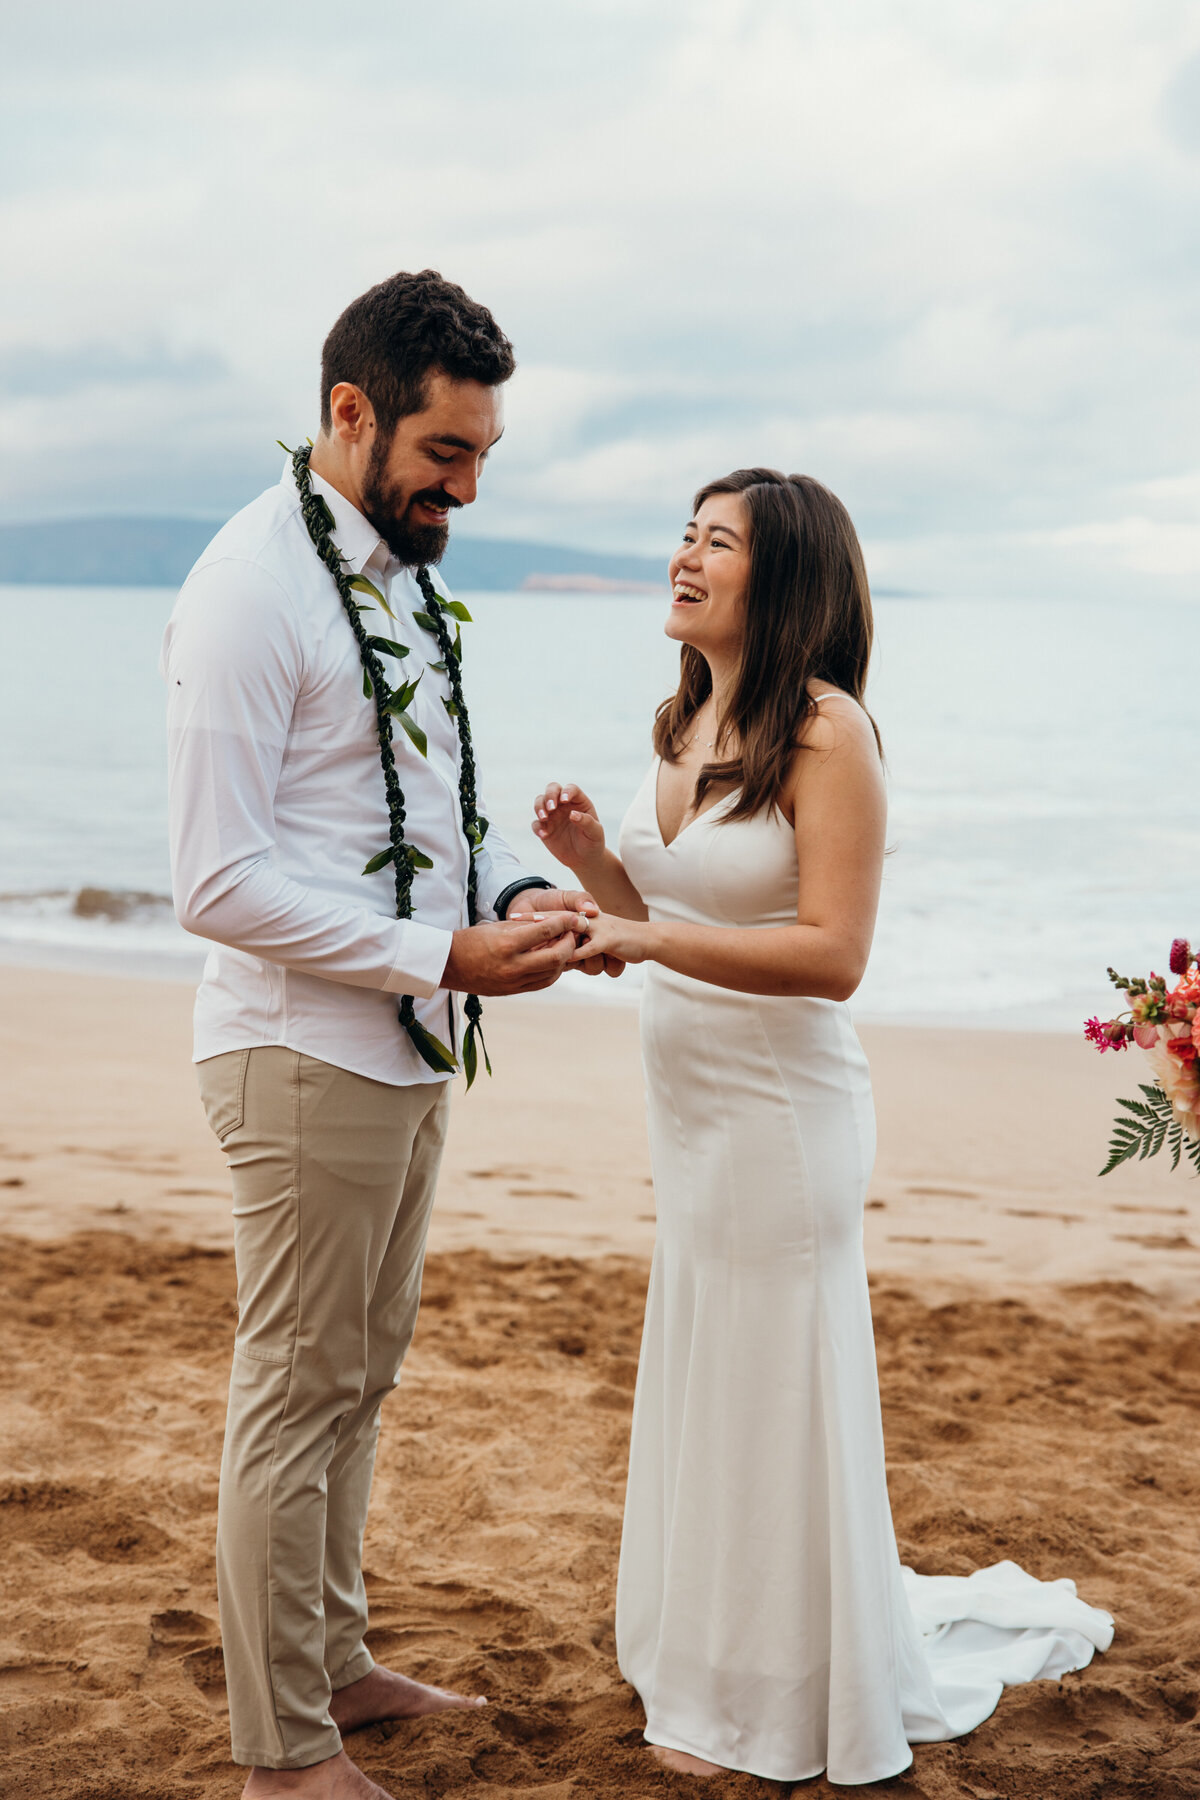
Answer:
[{"left": 2, "top": 0, "right": 1198, "bottom": 598}]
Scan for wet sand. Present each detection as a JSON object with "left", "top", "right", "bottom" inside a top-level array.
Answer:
[{"left": 2, "top": 964, "right": 1199, "bottom": 1797}]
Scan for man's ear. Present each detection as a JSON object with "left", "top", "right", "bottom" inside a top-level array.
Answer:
[{"left": 327, "top": 383, "right": 376, "bottom": 444}]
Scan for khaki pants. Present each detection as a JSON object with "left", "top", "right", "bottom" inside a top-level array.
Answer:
[{"left": 198, "top": 1046, "right": 450, "bottom": 1770}]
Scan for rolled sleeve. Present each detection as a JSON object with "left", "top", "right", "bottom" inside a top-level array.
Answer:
[{"left": 382, "top": 921, "right": 454, "bottom": 997}]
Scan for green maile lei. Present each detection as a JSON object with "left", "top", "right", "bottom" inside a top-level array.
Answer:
[{"left": 284, "top": 441, "right": 491, "bottom": 1087}]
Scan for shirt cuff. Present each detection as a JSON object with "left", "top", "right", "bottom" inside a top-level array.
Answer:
[{"left": 382, "top": 922, "right": 454, "bottom": 998}]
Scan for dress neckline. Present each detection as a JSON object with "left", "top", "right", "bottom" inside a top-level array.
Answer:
[
  {"left": 653, "top": 756, "right": 737, "bottom": 850},
  {"left": 653, "top": 693, "right": 852, "bottom": 847}
]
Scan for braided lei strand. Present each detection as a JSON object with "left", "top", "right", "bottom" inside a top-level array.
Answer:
[{"left": 288, "top": 443, "right": 491, "bottom": 1087}]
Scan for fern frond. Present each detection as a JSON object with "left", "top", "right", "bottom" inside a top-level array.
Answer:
[{"left": 1099, "top": 1086, "right": 1178, "bottom": 1176}]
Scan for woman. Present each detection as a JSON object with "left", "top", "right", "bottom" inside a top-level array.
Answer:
[{"left": 532, "top": 469, "right": 1111, "bottom": 1785}]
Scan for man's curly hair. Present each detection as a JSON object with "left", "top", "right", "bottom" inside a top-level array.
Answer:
[{"left": 319, "top": 269, "right": 515, "bottom": 435}]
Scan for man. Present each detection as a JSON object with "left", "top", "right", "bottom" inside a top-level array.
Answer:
[{"left": 163, "top": 270, "right": 608, "bottom": 1800}]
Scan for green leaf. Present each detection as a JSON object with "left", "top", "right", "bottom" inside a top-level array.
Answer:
[
  {"left": 1098, "top": 1085, "right": 1183, "bottom": 1176},
  {"left": 314, "top": 496, "right": 336, "bottom": 531},
  {"left": 442, "top": 697, "right": 459, "bottom": 718},
  {"left": 406, "top": 1017, "right": 459, "bottom": 1075},
  {"left": 387, "top": 673, "right": 422, "bottom": 714},
  {"left": 412, "top": 610, "right": 438, "bottom": 633},
  {"left": 463, "top": 1017, "right": 491, "bottom": 1090},
  {"left": 407, "top": 847, "right": 434, "bottom": 870},
  {"left": 276, "top": 438, "right": 293, "bottom": 453},
  {"left": 452, "top": 625, "right": 462, "bottom": 660},
  {"left": 443, "top": 598, "right": 473, "bottom": 623},
  {"left": 350, "top": 575, "right": 397, "bottom": 620},
  {"left": 394, "top": 709, "right": 428, "bottom": 758},
  {"left": 428, "top": 659, "right": 447, "bottom": 673},
  {"left": 362, "top": 668, "right": 373, "bottom": 699},
  {"left": 367, "top": 636, "right": 409, "bottom": 659},
  {"left": 362, "top": 845, "right": 396, "bottom": 875}
]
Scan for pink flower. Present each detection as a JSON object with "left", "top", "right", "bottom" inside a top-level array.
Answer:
[
  {"left": 1084, "top": 1016, "right": 1128, "bottom": 1053},
  {"left": 1134, "top": 1023, "right": 1159, "bottom": 1049},
  {"left": 1170, "top": 938, "right": 1192, "bottom": 976}
]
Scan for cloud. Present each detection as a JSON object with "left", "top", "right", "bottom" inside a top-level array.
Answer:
[{"left": 0, "top": 0, "right": 1197, "bottom": 597}]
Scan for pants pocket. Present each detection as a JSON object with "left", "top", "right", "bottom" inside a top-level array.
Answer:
[{"left": 198, "top": 1048, "right": 252, "bottom": 1144}]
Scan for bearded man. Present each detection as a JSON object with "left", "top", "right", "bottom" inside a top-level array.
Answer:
[{"left": 163, "top": 270, "right": 608, "bottom": 1799}]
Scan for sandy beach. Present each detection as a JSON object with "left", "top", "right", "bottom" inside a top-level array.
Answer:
[{"left": 3, "top": 962, "right": 1200, "bottom": 1798}]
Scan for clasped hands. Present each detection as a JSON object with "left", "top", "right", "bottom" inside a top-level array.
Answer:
[
  {"left": 441, "top": 878, "right": 624, "bottom": 998},
  {"left": 441, "top": 782, "right": 643, "bottom": 997}
]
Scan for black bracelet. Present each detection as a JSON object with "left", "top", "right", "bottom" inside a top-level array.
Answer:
[{"left": 495, "top": 876, "right": 555, "bottom": 919}]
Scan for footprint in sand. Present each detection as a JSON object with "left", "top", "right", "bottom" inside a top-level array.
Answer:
[
  {"left": 182, "top": 1645, "right": 228, "bottom": 1710},
  {"left": 1113, "top": 1233, "right": 1198, "bottom": 1252},
  {"left": 509, "top": 1187, "right": 581, "bottom": 1200},
  {"left": 150, "top": 1609, "right": 218, "bottom": 1654},
  {"left": 1004, "top": 1207, "right": 1084, "bottom": 1225}
]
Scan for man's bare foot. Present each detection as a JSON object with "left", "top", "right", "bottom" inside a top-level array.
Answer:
[
  {"left": 329, "top": 1664, "right": 487, "bottom": 1734},
  {"left": 242, "top": 1748, "right": 393, "bottom": 1798},
  {"left": 648, "top": 1745, "right": 724, "bottom": 1777}
]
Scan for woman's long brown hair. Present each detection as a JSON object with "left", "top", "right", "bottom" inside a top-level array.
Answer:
[{"left": 652, "top": 468, "right": 880, "bottom": 822}]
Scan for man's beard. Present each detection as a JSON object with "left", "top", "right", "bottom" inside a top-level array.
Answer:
[{"left": 360, "top": 435, "right": 461, "bottom": 568}]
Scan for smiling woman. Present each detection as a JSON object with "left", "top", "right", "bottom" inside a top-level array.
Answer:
[{"left": 531, "top": 465, "right": 1113, "bottom": 1785}]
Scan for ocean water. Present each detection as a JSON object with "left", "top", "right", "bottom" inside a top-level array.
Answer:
[{"left": 0, "top": 582, "right": 1194, "bottom": 1027}]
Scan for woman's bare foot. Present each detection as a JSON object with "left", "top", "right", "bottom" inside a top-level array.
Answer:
[
  {"left": 329, "top": 1664, "right": 487, "bottom": 1734},
  {"left": 649, "top": 1744, "right": 724, "bottom": 1777},
  {"left": 242, "top": 1748, "right": 394, "bottom": 1797}
]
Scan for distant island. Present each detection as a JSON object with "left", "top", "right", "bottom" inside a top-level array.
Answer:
[{"left": 0, "top": 515, "right": 668, "bottom": 593}]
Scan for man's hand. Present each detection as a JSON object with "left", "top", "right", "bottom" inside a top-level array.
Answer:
[
  {"left": 442, "top": 911, "right": 589, "bottom": 996},
  {"left": 507, "top": 887, "right": 624, "bottom": 979}
]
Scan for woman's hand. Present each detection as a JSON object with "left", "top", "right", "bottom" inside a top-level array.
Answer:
[
  {"left": 532, "top": 782, "right": 606, "bottom": 875},
  {"left": 571, "top": 910, "right": 653, "bottom": 967}
]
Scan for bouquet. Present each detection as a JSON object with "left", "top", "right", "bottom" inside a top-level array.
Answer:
[{"left": 1086, "top": 938, "right": 1200, "bottom": 1175}]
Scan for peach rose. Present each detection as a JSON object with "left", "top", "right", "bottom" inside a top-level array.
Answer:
[{"left": 1143, "top": 1041, "right": 1200, "bottom": 1132}]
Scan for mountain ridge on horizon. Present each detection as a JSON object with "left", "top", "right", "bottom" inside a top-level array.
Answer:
[{"left": 0, "top": 514, "right": 669, "bottom": 591}]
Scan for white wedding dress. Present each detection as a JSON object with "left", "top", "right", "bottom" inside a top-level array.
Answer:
[{"left": 613, "top": 740, "right": 1113, "bottom": 1786}]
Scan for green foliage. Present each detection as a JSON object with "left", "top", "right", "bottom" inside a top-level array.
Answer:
[
  {"left": 1099, "top": 1083, "right": 1200, "bottom": 1177},
  {"left": 393, "top": 709, "right": 428, "bottom": 758},
  {"left": 362, "top": 845, "right": 396, "bottom": 876},
  {"left": 350, "top": 575, "right": 397, "bottom": 620},
  {"left": 407, "top": 1018, "right": 460, "bottom": 1076},
  {"left": 367, "top": 636, "right": 409, "bottom": 660}
]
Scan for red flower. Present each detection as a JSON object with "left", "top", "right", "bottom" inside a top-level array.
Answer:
[
  {"left": 1166, "top": 1036, "right": 1198, "bottom": 1064},
  {"left": 1084, "top": 1016, "right": 1128, "bottom": 1053},
  {"left": 1170, "top": 938, "right": 1192, "bottom": 976}
]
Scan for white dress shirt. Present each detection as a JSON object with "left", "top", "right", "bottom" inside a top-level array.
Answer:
[{"left": 162, "top": 464, "right": 542, "bottom": 1086}]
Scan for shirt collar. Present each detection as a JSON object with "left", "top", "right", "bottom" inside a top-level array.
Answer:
[{"left": 281, "top": 459, "right": 388, "bottom": 578}]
